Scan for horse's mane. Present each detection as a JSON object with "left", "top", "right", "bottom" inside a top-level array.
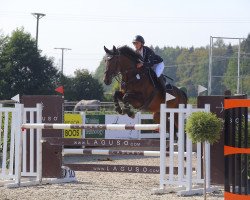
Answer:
[{"left": 117, "top": 46, "right": 142, "bottom": 62}]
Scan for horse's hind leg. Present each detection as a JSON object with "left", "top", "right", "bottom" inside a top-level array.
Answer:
[{"left": 113, "top": 91, "right": 124, "bottom": 114}]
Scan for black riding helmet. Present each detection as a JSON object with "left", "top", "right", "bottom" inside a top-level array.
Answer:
[{"left": 133, "top": 35, "right": 145, "bottom": 45}]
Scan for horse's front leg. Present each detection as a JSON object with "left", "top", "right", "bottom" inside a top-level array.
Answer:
[
  {"left": 113, "top": 90, "right": 124, "bottom": 114},
  {"left": 122, "top": 93, "right": 136, "bottom": 118}
]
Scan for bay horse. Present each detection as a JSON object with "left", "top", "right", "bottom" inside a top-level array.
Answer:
[{"left": 103, "top": 45, "right": 187, "bottom": 125}]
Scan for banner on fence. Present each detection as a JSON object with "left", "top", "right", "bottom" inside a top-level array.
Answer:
[
  {"left": 64, "top": 113, "right": 82, "bottom": 138},
  {"left": 105, "top": 114, "right": 139, "bottom": 139},
  {"left": 85, "top": 115, "right": 105, "bottom": 138}
]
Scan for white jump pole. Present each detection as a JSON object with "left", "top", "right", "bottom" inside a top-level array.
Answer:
[{"left": 22, "top": 123, "right": 160, "bottom": 131}]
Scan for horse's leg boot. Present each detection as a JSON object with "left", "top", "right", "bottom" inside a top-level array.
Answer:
[
  {"left": 127, "top": 110, "right": 135, "bottom": 119},
  {"left": 122, "top": 102, "right": 131, "bottom": 115},
  {"left": 115, "top": 106, "right": 123, "bottom": 114},
  {"left": 114, "top": 103, "right": 123, "bottom": 114}
]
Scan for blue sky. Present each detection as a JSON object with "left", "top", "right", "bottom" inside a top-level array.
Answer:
[{"left": 1, "top": 0, "right": 250, "bottom": 75}]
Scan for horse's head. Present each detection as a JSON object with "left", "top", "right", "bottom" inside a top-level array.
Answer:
[
  {"left": 103, "top": 45, "right": 120, "bottom": 85},
  {"left": 103, "top": 45, "right": 141, "bottom": 85}
]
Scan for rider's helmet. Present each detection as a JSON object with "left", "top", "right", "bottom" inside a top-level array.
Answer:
[{"left": 132, "top": 35, "right": 145, "bottom": 45}]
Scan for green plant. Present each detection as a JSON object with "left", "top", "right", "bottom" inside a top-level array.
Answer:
[
  {"left": 185, "top": 111, "right": 223, "bottom": 200},
  {"left": 185, "top": 111, "right": 223, "bottom": 144}
]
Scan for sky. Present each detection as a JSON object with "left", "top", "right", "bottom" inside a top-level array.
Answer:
[{"left": 1, "top": 0, "right": 250, "bottom": 76}]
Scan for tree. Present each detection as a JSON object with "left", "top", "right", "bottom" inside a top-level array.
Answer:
[
  {"left": 242, "top": 34, "right": 250, "bottom": 53},
  {"left": 0, "top": 32, "right": 8, "bottom": 53},
  {"left": 223, "top": 35, "right": 250, "bottom": 95},
  {"left": 241, "top": 34, "right": 250, "bottom": 95},
  {"left": 64, "top": 69, "right": 104, "bottom": 101},
  {"left": 94, "top": 58, "right": 118, "bottom": 93},
  {"left": 175, "top": 47, "right": 208, "bottom": 96},
  {"left": 0, "top": 28, "right": 60, "bottom": 99},
  {"left": 223, "top": 57, "right": 237, "bottom": 93}
]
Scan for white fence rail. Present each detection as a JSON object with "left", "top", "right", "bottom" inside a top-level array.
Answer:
[
  {"left": 0, "top": 103, "right": 213, "bottom": 195},
  {"left": 0, "top": 104, "right": 42, "bottom": 187}
]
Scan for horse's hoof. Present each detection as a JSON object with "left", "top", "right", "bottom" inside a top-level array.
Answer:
[{"left": 127, "top": 111, "right": 135, "bottom": 119}]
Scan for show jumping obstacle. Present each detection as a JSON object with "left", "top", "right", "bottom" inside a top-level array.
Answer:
[
  {"left": 62, "top": 148, "right": 192, "bottom": 156},
  {"left": 22, "top": 123, "right": 160, "bottom": 131},
  {"left": 42, "top": 137, "right": 161, "bottom": 147},
  {"left": 0, "top": 101, "right": 213, "bottom": 196},
  {"left": 224, "top": 99, "right": 250, "bottom": 199}
]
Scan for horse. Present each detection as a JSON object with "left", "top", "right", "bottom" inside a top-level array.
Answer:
[
  {"left": 74, "top": 100, "right": 101, "bottom": 112},
  {"left": 103, "top": 45, "right": 188, "bottom": 126}
]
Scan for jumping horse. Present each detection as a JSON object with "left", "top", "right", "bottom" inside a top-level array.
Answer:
[{"left": 103, "top": 45, "right": 187, "bottom": 125}]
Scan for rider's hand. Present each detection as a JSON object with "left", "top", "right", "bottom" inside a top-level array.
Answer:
[{"left": 136, "top": 63, "right": 143, "bottom": 68}]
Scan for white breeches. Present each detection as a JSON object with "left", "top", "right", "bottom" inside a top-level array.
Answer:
[{"left": 152, "top": 62, "right": 164, "bottom": 77}]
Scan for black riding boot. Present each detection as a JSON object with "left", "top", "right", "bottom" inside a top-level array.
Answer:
[{"left": 158, "top": 75, "right": 167, "bottom": 94}]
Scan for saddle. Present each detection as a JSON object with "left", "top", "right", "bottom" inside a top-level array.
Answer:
[{"left": 148, "top": 68, "right": 173, "bottom": 93}]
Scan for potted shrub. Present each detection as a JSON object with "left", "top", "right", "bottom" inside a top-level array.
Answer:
[{"left": 185, "top": 111, "right": 223, "bottom": 200}]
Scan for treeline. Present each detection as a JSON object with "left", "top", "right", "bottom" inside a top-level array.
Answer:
[
  {"left": 94, "top": 34, "right": 250, "bottom": 97},
  {"left": 1, "top": 28, "right": 249, "bottom": 101},
  {"left": 0, "top": 28, "right": 104, "bottom": 101}
]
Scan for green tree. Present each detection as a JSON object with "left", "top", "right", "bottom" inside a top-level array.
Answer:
[
  {"left": 223, "top": 35, "right": 250, "bottom": 95},
  {"left": 64, "top": 69, "right": 104, "bottom": 101},
  {"left": 0, "top": 28, "right": 60, "bottom": 99},
  {"left": 94, "top": 35, "right": 250, "bottom": 98},
  {"left": 0, "top": 32, "right": 8, "bottom": 53},
  {"left": 94, "top": 58, "right": 118, "bottom": 92},
  {"left": 160, "top": 46, "right": 183, "bottom": 83},
  {"left": 241, "top": 34, "right": 250, "bottom": 95},
  {"left": 175, "top": 47, "right": 208, "bottom": 96},
  {"left": 223, "top": 57, "right": 237, "bottom": 93},
  {"left": 93, "top": 58, "right": 105, "bottom": 84}
]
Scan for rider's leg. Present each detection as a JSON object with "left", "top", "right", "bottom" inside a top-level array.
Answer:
[
  {"left": 154, "top": 62, "right": 164, "bottom": 77},
  {"left": 153, "top": 62, "right": 167, "bottom": 93}
]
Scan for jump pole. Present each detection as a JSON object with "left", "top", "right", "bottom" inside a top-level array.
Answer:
[
  {"left": 63, "top": 149, "right": 160, "bottom": 156},
  {"left": 63, "top": 149, "right": 194, "bottom": 157},
  {"left": 22, "top": 123, "right": 160, "bottom": 131}
]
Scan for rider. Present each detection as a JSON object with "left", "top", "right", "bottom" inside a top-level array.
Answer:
[{"left": 132, "top": 35, "right": 167, "bottom": 93}]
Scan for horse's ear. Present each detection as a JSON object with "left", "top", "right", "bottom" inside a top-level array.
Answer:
[
  {"left": 104, "top": 46, "right": 112, "bottom": 55},
  {"left": 113, "top": 45, "right": 117, "bottom": 54}
]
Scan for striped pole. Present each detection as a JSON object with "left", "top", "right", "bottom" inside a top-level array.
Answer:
[
  {"left": 63, "top": 149, "right": 195, "bottom": 157},
  {"left": 22, "top": 123, "right": 160, "bottom": 131},
  {"left": 63, "top": 149, "right": 160, "bottom": 156}
]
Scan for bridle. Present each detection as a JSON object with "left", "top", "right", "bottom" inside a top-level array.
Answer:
[{"left": 105, "top": 53, "right": 146, "bottom": 84}]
